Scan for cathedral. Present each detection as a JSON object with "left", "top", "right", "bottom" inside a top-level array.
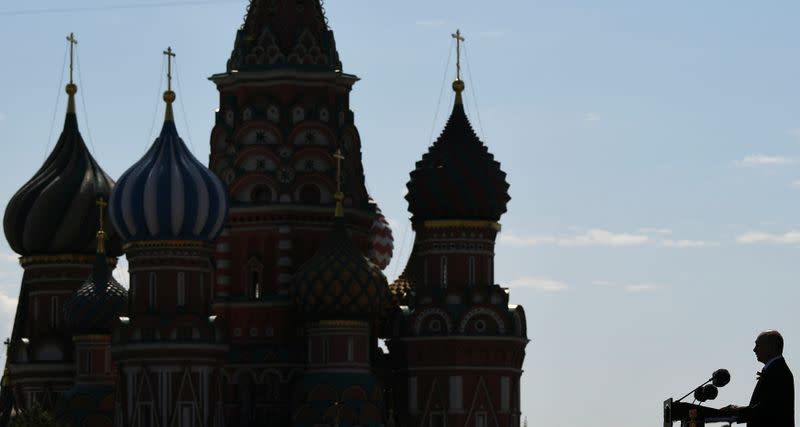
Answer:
[{"left": 0, "top": 1, "right": 528, "bottom": 426}]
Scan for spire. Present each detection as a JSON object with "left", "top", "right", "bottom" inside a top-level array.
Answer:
[
  {"left": 451, "top": 29, "right": 466, "bottom": 105},
  {"left": 92, "top": 197, "right": 109, "bottom": 287},
  {"left": 162, "top": 46, "right": 177, "bottom": 122},
  {"left": 66, "top": 32, "right": 78, "bottom": 114},
  {"left": 333, "top": 148, "right": 344, "bottom": 218}
]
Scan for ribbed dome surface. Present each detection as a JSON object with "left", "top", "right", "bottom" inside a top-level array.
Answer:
[
  {"left": 292, "top": 219, "right": 389, "bottom": 318},
  {"left": 405, "top": 100, "right": 510, "bottom": 223},
  {"left": 63, "top": 254, "right": 127, "bottom": 334},
  {"left": 109, "top": 119, "right": 228, "bottom": 243},
  {"left": 3, "top": 111, "right": 121, "bottom": 257}
]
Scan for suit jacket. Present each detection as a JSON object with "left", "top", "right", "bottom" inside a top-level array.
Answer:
[{"left": 739, "top": 357, "right": 795, "bottom": 427}]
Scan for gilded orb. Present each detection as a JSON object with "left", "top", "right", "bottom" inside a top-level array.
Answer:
[
  {"left": 163, "top": 90, "right": 176, "bottom": 103},
  {"left": 66, "top": 83, "right": 78, "bottom": 95},
  {"left": 452, "top": 79, "right": 465, "bottom": 93}
]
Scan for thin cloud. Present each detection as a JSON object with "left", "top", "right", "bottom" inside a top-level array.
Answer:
[
  {"left": 661, "top": 239, "right": 720, "bottom": 248},
  {"left": 591, "top": 280, "right": 614, "bottom": 287},
  {"left": 508, "top": 276, "right": 568, "bottom": 292},
  {"left": 792, "top": 181, "right": 800, "bottom": 188},
  {"left": 736, "top": 155, "right": 797, "bottom": 167},
  {"left": 787, "top": 128, "right": 800, "bottom": 138},
  {"left": 416, "top": 20, "right": 445, "bottom": 27},
  {"left": 112, "top": 257, "right": 130, "bottom": 289},
  {"left": 736, "top": 231, "right": 800, "bottom": 245},
  {"left": 0, "top": 112, "right": 5, "bottom": 121},
  {"left": 639, "top": 227, "right": 673, "bottom": 235},
  {"left": 624, "top": 283, "right": 659, "bottom": 293},
  {"left": 584, "top": 112, "right": 601, "bottom": 122},
  {"left": 501, "top": 229, "right": 649, "bottom": 247},
  {"left": 0, "top": 290, "right": 17, "bottom": 313}
]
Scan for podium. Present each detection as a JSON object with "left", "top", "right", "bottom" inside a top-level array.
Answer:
[{"left": 663, "top": 398, "right": 737, "bottom": 426}]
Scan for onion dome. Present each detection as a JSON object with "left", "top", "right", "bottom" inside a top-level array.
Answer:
[
  {"left": 109, "top": 81, "right": 228, "bottom": 243},
  {"left": 3, "top": 82, "right": 121, "bottom": 257},
  {"left": 367, "top": 205, "right": 394, "bottom": 270},
  {"left": 64, "top": 205, "right": 127, "bottom": 334},
  {"left": 292, "top": 217, "right": 389, "bottom": 318},
  {"left": 292, "top": 162, "right": 389, "bottom": 318},
  {"left": 388, "top": 277, "right": 411, "bottom": 309},
  {"left": 405, "top": 80, "right": 510, "bottom": 223},
  {"left": 227, "top": 0, "right": 341, "bottom": 72}
]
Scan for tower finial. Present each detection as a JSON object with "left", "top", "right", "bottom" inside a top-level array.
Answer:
[
  {"left": 95, "top": 197, "right": 108, "bottom": 254},
  {"left": 65, "top": 33, "right": 79, "bottom": 113},
  {"left": 451, "top": 29, "right": 466, "bottom": 104},
  {"left": 334, "top": 149, "right": 345, "bottom": 218},
  {"left": 162, "top": 46, "right": 177, "bottom": 121}
]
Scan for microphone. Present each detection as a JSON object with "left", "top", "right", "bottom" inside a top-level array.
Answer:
[
  {"left": 712, "top": 369, "right": 731, "bottom": 387},
  {"left": 674, "top": 368, "right": 731, "bottom": 403}
]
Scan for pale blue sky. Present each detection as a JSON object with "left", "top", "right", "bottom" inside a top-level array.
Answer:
[{"left": 2, "top": 1, "right": 800, "bottom": 425}]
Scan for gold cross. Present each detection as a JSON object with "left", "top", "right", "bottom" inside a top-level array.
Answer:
[
  {"left": 451, "top": 29, "right": 465, "bottom": 81},
  {"left": 163, "top": 46, "right": 176, "bottom": 91},
  {"left": 66, "top": 32, "right": 78, "bottom": 84}
]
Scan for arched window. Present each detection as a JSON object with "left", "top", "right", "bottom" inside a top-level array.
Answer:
[
  {"left": 440, "top": 256, "right": 448, "bottom": 289},
  {"left": 177, "top": 272, "right": 186, "bottom": 307},
  {"left": 468, "top": 256, "right": 476, "bottom": 287},
  {"left": 299, "top": 184, "right": 321, "bottom": 204},
  {"left": 250, "top": 270, "right": 261, "bottom": 300},
  {"left": 250, "top": 185, "right": 272, "bottom": 203},
  {"left": 149, "top": 273, "right": 157, "bottom": 309}
]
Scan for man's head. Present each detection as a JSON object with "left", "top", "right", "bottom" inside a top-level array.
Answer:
[{"left": 753, "top": 330, "right": 784, "bottom": 364}]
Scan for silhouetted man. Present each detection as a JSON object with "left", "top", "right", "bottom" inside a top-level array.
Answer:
[{"left": 721, "top": 330, "right": 794, "bottom": 426}]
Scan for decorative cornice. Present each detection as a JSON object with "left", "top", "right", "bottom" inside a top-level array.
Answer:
[
  {"left": 422, "top": 220, "right": 501, "bottom": 231},
  {"left": 308, "top": 319, "right": 369, "bottom": 329},
  {"left": 123, "top": 240, "right": 214, "bottom": 251},
  {"left": 20, "top": 254, "right": 115, "bottom": 267}
]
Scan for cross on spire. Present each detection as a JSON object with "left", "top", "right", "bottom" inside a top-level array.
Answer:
[
  {"left": 451, "top": 29, "right": 465, "bottom": 81},
  {"left": 163, "top": 46, "right": 176, "bottom": 91},
  {"left": 96, "top": 197, "right": 108, "bottom": 253},
  {"left": 66, "top": 32, "right": 78, "bottom": 84},
  {"left": 334, "top": 149, "right": 345, "bottom": 217}
]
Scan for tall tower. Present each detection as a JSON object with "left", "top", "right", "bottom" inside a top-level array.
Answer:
[
  {"left": 207, "top": 1, "right": 377, "bottom": 422},
  {"left": 289, "top": 152, "right": 391, "bottom": 427},
  {"left": 109, "top": 49, "right": 230, "bottom": 427},
  {"left": 59, "top": 198, "right": 128, "bottom": 426},
  {"left": 389, "top": 31, "right": 528, "bottom": 427},
  {"left": 1, "top": 33, "right": 121, "bottom": 412}
]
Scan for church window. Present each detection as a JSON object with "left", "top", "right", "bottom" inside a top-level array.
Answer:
[
  {"left": 177, "top": 272, "right": 186, "bottom": 307},
  {"left": 408, "top": 377, "right": 418, "bottom": 413},
  {"left": 321, "top": 337, "right": 330, "bottom": 363},
  {"left": 347, "top": 337, "right": 354, "bottom": 362},
  {"left": 440, "top": 256, "right": 448, "bottom": 288},
  {"left": 487, "top": 257, "right": 493, "bottom": 285},
  {"left": 180, "top": 402, "right": 194, "bottom": 427},
  {"left": 449, "top": 376, "right": 462, "bottom": 411},
  {"left": 250, "top": 270, "right": 261, "bottom": 300},
  {"left": 468, "top": 256, "right": 476, "bottom": 287},
  {"left": 501, "top": 377, "right": 511, "bottom": 411},
  {"left": 50, "top": 296, "right": 59, "bottom": 328},
  {"left": 251, "top": 185, "right": 272, "bottom": 203},
  {"left": 33, "top": 297, "right": 39, "bottom": 321},
  {"left": 149, "top": 273, "right": 157, "bottom": 309},
  {"left": 475, "top": 412, "right": 487, "bottom": 427},
  {"left": 80, "top": 350, "right": 92, "bottom": 375},
  {"left": 131, "top": 274, "right": 137, "bottom": 303},
  {"left": 299, "top": 184, "right": 321, "bottom": 204}
]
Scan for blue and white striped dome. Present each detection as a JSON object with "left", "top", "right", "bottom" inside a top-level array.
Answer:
[{"left": 109, "top": 110, "right": 228, "bottom": 243}]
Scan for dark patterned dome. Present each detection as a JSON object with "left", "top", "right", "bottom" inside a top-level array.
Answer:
[
  {"left": 405, "top": 84, "right": 510, "bottom": 223},
  {"left": 292, "top": 218, "right": 389, "bottom": 318},
  {"left": 109, "top": 93, "right": 228, "bottom": 243},
  {"left": 64, "top": 253, "right": 128, "bottom": 334},
  {"left": 3, "top": 85, "right": 121, "bottom": 257}
]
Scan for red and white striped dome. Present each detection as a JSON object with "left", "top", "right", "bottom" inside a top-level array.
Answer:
[{"left": 368, "top": 207, "right": 394, "bottom": 270}]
